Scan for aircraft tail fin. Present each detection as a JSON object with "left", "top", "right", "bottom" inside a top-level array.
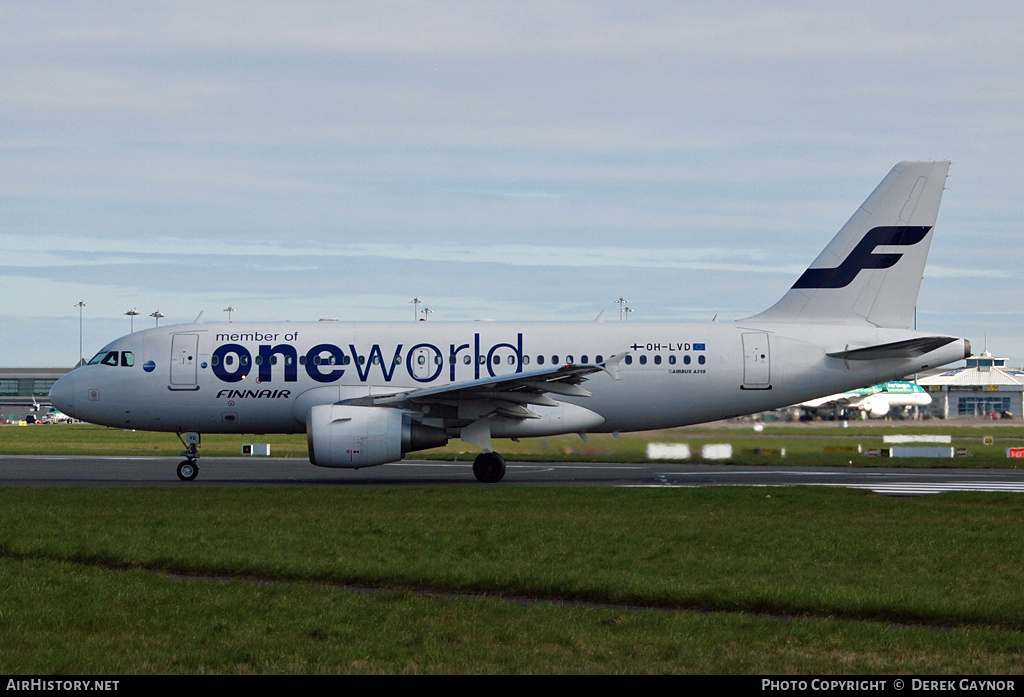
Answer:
[{"left": 745, "top": 161, "right": 950, "bottom": 329}]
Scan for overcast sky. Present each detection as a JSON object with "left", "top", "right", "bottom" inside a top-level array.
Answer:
[{"left": 2, "top": 1, "right": 1022, "bottom": 367}]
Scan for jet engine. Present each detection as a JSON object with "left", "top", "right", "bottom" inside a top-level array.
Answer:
[
  {"left": 306, "top": 404, "right": 447, "bottom": 468},
  {"left": 862, "top": 397, "right": 891, "bottom": 418}
]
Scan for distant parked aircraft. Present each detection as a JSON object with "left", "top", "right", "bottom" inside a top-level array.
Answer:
[{"left": 799, "top": 381, "right": 932, "bottom": 418}]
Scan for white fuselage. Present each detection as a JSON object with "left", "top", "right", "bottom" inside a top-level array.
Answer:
[{"left": 50, "top": 318, "right": 968, "bottom": 437}]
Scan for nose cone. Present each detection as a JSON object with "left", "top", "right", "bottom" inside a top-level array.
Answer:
[{"left": 49, "top": 370, "right": 78, "bottom": 415}]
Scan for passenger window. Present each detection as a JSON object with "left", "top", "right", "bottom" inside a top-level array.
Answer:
[
  {"left": 698, "top": 355, "right": 706, "bottom": 365},
  {"left": 537, "top": 355, "right": 545, "bottom": 365},
  {"left": 639, "top": 355, "right": 647, "bottom": 365},
  {"left": 654, "top": 355, "right": 661, "bottom": 365},
  {"left": 565, "top": 355, "right": 574, "bottom": 364},
  {"left": 523, "top": 355, "right": 530, "bottom": 365},
  {"left": 684, "top": 355, "right": 691, "bottom": 365},
  {"left": 624, "top": 355, "right": 633, "bottom": 365},
  {"left": 595, "top": 355, "right": 604, "bottom": 364},
  {"left": 669, "top": 355, "right": 676, "bottom": 365},
  {"left": 581, "top": 355, "right": 589, "bottom": 364},
  {"left": 551, "top": 355, "right": 559, "bottom": 365}
]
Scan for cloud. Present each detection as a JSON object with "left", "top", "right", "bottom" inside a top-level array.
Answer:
[{"left": 1, "top": 2, "right": 1023, "bottom": 366}]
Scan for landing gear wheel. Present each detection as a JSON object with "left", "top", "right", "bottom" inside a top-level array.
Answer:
[
  {"left": 473, "top": 452, "right": 506, "bottom": 483},
  {"left": 177, "top": 460, "right": 199, "bottom": 481},
  {"left": 175, "top": 432, "right": 201, "bottom": 481}
]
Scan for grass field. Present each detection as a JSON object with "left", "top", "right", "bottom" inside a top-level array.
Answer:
[
  {"left": 2, "top": 486, "right": 1024, "bottom": 673},
  {"left": 3, "top": 421, "right": 1024, "bottom": 674}
]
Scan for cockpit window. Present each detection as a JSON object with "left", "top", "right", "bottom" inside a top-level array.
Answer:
[
  {"left": 87, "top": 351, "right": 134, "bottom": 367},
  {"left": 88, "top": 351, "right": 120, "bottom": 366}
]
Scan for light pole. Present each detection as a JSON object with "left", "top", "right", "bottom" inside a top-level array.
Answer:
[
  {"left": 223, "top": 306, "right": 235, "bottom": 323},
  {"left": 125, "top": 308, "right": 139, "bottom": 332},
  {"left": 615, "top": 297, "right": 629, "bottom": 321},
  {"left": 75, "top": 301, "right": 85, "bottom": 367},
  {"left": 623, "top": 306, "right": 634, "bottom": 321},
  {"left": 410, "top": 297, "right": 421, "bottom": 321},
  {"left": 420, "top": 307, "right": 432, "bottom": 321},
  {"left": 150, "top": 311, "right": 164, "bottom": 327}
]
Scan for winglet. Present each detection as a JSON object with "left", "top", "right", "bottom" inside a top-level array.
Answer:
[{"left": 600, "top": 351, "right": 630, "bottom": 380}]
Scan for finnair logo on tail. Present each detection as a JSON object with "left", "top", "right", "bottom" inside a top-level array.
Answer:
[{"left": 792, "top": 226, "right": 931, "bottom": 289}]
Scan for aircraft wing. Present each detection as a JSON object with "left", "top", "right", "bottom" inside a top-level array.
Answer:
[
  {"left": 800, "top": 392, "right": 862, "bottom": 409},
  {"left": 340, "top": 357, "right": 625, "bottom": 419}
]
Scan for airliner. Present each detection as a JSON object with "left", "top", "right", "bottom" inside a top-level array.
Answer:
[
  {"left": 49, "top": 161, "right": 971, "bottom": 483},
  {"left": 799, "top": 381, "right": 932, "bottom": 419},
  {"left": 28, "top": 396, "right": 71, "bottom": 424}
]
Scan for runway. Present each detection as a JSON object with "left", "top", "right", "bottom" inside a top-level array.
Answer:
[{"left": 4, "top": 455, "right": 1024, "bottom": 496}]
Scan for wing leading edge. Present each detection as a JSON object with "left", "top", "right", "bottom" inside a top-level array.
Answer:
[{"left": 340, "top": 358, "right": 623, "bottom": 418}]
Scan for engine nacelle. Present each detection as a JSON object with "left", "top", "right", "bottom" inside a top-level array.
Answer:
[
  {"left": 306, "top": 404, "right": 447, "bottom": 469},
  {"left": 862, "top": 397, "right": 891, "bottom": 418}
]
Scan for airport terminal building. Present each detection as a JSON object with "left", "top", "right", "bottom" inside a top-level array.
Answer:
[
  {"left": 918, "top": 353, "right": 1024, "bottom": 419},
  {"left": 0, "top": 367, "right": 69, "bottom": 421}
]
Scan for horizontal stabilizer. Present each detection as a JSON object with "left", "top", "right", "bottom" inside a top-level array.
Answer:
[{"left": 827, "top": 336, "right": 959, "bottom": 361}]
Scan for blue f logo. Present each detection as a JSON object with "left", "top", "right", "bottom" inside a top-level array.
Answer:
[{"left": 792, "top": 226, "right": 931, "bottom": 290}]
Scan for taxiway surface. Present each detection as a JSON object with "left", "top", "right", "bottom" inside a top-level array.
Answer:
[{"left": 4, "top": 455, "right": 1024, "bottom": 496}]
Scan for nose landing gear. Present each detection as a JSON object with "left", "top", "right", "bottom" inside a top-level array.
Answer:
[{"left": 176, "top": 432, "right": 201, "bottom": 481}]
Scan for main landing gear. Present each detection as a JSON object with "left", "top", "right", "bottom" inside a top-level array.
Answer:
[
  {"left": 176, "top": 431, "right": 201, "bottom": 481},
  {"left": 472, "top": 451, "right": 506, "bottom": 484}
]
